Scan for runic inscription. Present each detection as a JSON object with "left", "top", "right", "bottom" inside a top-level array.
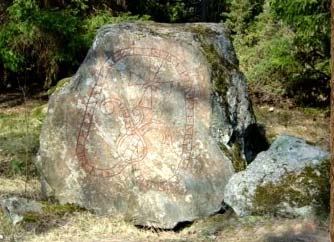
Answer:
[{"left": 75, "top": 47, "right": 197, "bottom": 181}]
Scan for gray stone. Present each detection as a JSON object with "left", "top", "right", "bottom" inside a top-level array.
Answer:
[
  {"left": 37, "top": 22, "right": 261, "bottom": 228},
  {"left": 224, "top": 135, "right": 330, "bottom": 217},
  {"left": 0, "top": 197, "right": 43, "bottom": 225}
]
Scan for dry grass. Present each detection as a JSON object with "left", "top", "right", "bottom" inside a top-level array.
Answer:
[
  {"left": 0, "top": 197, "right": 329, "bottom": 242},
  {"left": 254, "top": 105, "right": 329, "bottom": 150},
  {"left": 0, "top": 173, "right": 329, "bottom": 242},
  {"left": 0, "top": 177, "right": 40, "bottom": 198},
  {"left": 0, "top": 93, "right": 47, "bottom": 178}
]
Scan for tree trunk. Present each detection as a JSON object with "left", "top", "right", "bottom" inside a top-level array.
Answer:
[
  {"left": 330, "top": 0, "right": 334, "bottom": 241},
  {"left": 200, "top": 0, "right": 210, "bottom": 21}
]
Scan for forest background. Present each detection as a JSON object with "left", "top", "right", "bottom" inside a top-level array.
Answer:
[{"left": 0, "top": 0, "right": 331, "bottom": 107}]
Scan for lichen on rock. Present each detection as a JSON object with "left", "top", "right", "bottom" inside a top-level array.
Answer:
[
  {"left": 224, "top": 135, "right": 330, "bottom": 218},
  {"left": 252, "top": 159, "right": 329, "bottom": 217}
]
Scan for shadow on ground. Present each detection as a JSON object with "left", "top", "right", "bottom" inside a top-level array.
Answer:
[{"left": 263, "top": 228, "right": 329, "bottom": 242}]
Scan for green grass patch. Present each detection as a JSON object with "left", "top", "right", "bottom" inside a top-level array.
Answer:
[{"left": 0, "top": 103, "right": 47, "bottom": 177}]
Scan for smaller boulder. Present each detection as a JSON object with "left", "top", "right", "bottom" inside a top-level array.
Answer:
[
  {"left": 0, "top": 197, "right": 43, "bottom": 225},
  {"left": 224, "top": 135, "right": 330, "bottom": 217}
]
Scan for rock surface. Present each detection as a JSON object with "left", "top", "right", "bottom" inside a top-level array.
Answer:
[
  {"left": 38, "top": 22, "right": 259, "bottom": 228},
  {"left": 0, "top": 197, "right": 43, "bottom": 225},
  {"left": 224, "top": 135, "right": 330, "bottom": 217}
]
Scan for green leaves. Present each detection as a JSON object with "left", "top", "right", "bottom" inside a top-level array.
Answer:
[
  {"left": 0, "top": 48, "right": 23, "bottom": 72},
  {"left": 230, "top": 0, "right": 330, "bottom": 106},
  {"left": 9, "top": 159, "right": 25, "bottom": 174},
  {"left": 0, "top": 0, "right": 39, "bottom": 72},
  {"left": 82, "top": 10, "right": 147, "bottom": 48},
  {"left": 7, "top": 0, "right": 39, "bottom": 21},
  {"left": 0, "top": 0, "right": 330, "bottom": 106},
  {"left": 0, "top": 0, "right": 152, "bottom": 89},
  {"left": 225, "top": 0, "right": 265, "bottom": 33}
]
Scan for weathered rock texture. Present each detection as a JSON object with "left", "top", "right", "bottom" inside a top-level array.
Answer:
[
  {"left": 224, "top": 135, "right": 330, "bottom": 218},
  {"left": 38, "top": 22, "right": 260, "bottom": 228},
  {"left": 0, "top": 197, "right": 43, "bottom": 225}
]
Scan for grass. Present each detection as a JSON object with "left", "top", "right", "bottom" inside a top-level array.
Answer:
[
  {"left": 0, "top": 93, "right": 47, "bottom": 178},
  {"left": 254, "top": 105, "right": 329, "bottom": 150},
  {"left": 2, "top": 204, "right": 328, "bottom": 242}
]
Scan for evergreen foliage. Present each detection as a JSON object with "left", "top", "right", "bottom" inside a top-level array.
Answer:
[
  {"left": 229, "top": 0, "right": 330, "bottom": 106},
  {"left": 0, "top": 0, "right": 146, "bottom": 90},
  {"left": 0, "top": 0, "right": 330, "bottom": 106}
]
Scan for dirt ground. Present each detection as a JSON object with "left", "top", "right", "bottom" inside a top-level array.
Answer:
[{"left": 0, "top": 92, "right": 330, "bottom": 242}]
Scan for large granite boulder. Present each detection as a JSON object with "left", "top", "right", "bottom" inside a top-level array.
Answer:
[
  {"left": 224, "top": 135, "right": 330, "bottom": 218},
  {"left": 37, "top": 22, "right": 260, "bottom": 228}
]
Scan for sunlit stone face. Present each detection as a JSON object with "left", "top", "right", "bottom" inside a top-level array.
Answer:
[{"left": 76, "top": 47, "right": 200, "bottom": 189}]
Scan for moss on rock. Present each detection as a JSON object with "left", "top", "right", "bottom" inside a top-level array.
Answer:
[
  {"left": 188, "top": 24, "right": 218, "bottom": 37},
  {"left": 200, "top": 43, "right": 230, "bottom": 97},
  {"left": 194, "top": 28, "right": 250, "bottom": 169},
  {"left": 220, "top": 143, "right": 246, "bottom": 172},
  {"left": 47, "top": 77, "right": 71, "bottom": 96},
  {"left": 31, "top": 104, "right": 48, "bottom": 121},
  {"left": 42, "top": 202, "right": 84, "bottom": 216},
  {"left": 251, "top": 159, "right": 330, "bottom": 217}
]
